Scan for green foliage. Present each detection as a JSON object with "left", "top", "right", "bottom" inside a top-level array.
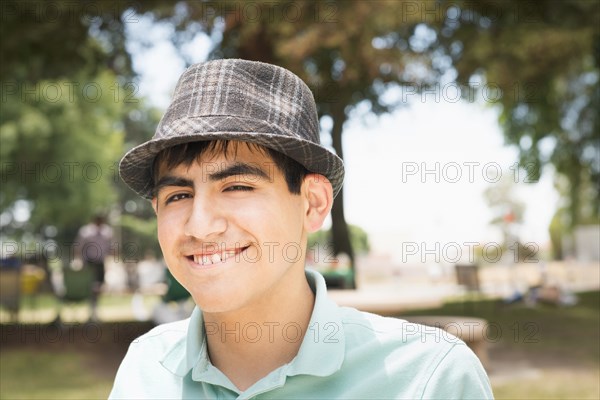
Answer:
[
  {"left": 117, "top": 214, "right": 160, "bottom": 260},
  {"left": 548, "top": 173, "right": 600, "bottom": 260},
  {"left": 308, "top": 224, "right": 370, "bottom": 255},
  {"left": 1, "top": 1, "right": 161, "bottom": 246},
  {"left": 1, "top": 71, "right": 126, "bottom": 243},
  {"left": 430, "top": 0, "right": 600, "bottom": 229},
  {"left": 0, "top": 0, "right": 134, "bottom": 83},
  {"left": 549, "top": 207, "right": 568, "bottom": 260}
]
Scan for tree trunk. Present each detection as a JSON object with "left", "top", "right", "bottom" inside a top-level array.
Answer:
[
  {"left": 568, "top": 157, "right": 582, "bottom": 229},
  {"left": 329, "top": 104, "right": 356, "bottom": 289}
]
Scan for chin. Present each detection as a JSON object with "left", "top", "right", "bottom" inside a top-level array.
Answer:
[{"left": 191, "top": 290, "right": 247, "bottom": 314}]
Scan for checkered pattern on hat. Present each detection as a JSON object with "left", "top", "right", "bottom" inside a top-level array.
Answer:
[{"left": 119, "top": 59, "right": 345, "bottom": 199}]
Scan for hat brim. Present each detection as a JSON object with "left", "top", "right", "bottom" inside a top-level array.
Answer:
[{"left": 119, "top": 116, "right": 344, "bottom": 200}]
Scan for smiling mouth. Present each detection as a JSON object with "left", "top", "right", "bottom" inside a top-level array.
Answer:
[{"left": 186, "top": 245, "right": 250, "bottom": 266}]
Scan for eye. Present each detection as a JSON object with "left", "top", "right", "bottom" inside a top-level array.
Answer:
[
  {"left": 224, "top": 185, "right": 253, "bottom": 192},
  {"left": 165, "top": 192, "right": 192, "bottom": 204}
]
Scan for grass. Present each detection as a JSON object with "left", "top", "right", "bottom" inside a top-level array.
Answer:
[
  {"left": 0, "top": 292, "right": 163, "bottom": 324},
  {"left": 492, "top": 368, "right": 600, "bottom": 399},
  {"left": 400, "top": 291, "right": 600, "bottom": 399},
  {"left": 0, "top": 349, "right": 113, "bottom": 399},
  {"left": 0, "top": 319, "right": 152, "bottom": 400},
  {"left": 408, "top": 291, "right": 600, "bottom": 362}
]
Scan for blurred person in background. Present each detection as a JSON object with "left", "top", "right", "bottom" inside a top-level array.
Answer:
[{"left": 73, "top": 214, "right": 113, "bottom": 321}]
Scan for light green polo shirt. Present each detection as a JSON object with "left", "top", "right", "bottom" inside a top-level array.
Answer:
[{"left": 110, "top": 270, "right": 493, "bottom": 399}]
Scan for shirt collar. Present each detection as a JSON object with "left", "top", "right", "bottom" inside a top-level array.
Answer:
[
  {"left": 159, "top": 269, "right": 345, "bottom": 385},
  {"left": 159, "top": 306, "right": 206, "bottom": 377},
  {"left": 286, "top": 269, "right": 345, "bottom": 377}
]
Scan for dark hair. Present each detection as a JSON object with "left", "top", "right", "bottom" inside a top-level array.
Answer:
[{"left": 152, "top": 140, "right": 308, "bottom": 196}]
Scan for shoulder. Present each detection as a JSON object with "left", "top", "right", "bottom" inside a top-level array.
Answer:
[
  {"left": 338, "top": 306, "right": 464, "bottom": 374},
  {"left": 336, "top": 307, "right": 493, "bottom": 399},
  {"left": 109, "top": 318, "right": 190, "bottom": 399},
  {"left": 339, "top": 306, "right": 462, "bottom": 349},
  {"left": 421, "top": 341, "right": 494, "bottom": 399}
]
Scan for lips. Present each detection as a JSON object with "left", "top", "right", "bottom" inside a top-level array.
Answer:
[{"left": 186, "top": 245, "right": 250, "bottom": 266}]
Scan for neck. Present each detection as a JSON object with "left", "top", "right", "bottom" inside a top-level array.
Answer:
[{"left": 203, "top": 268, "right": 315, "bottom": 391}]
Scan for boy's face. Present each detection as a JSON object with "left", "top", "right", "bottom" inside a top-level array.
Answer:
[{"left": 152, "top": 143, "right": 309, "bottom": 313}]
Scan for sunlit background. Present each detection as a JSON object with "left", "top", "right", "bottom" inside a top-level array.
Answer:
[{"left": 1, "top": 1, "right": 599, "bottom": 399}]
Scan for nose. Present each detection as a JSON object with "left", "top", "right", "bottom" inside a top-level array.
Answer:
[{"left": 183, "top": 193, "right": 227, "bottom": 240}]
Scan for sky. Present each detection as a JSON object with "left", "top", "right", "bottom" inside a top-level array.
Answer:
[{"left": 126, "top": 20, "right": 559, "bottom": 263}]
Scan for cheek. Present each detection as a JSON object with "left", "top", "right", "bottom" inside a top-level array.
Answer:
[
  {"left": 156, "top": 221, "right": 168, "bottom": 245},
  {"left": 269, "top": 198, "right": 305, "bottom": 243},
  {"left": 156, "top": 223, "right": 170, "bottom": 255},
  {"left": 156, "top": 212, "right": 180, "bottom": 252}
]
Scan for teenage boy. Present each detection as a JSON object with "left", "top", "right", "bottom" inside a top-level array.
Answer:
[{"left": 110, "top": 59, "right": 493, "bottom": 399}]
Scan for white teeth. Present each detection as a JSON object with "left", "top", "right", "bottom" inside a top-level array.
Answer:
[
  {"left": 191, "top": 247, "right": 246, "bottom": 266},
  {"left": 192, "top": 253, "right": 224, "bottom": 265}
]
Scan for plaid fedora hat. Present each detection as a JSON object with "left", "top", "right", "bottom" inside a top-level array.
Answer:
[{"left": 119, "top": 59, "right": 345, "bottom": 199}]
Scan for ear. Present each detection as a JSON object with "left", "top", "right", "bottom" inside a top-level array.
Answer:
[
  {"left": 151, "top": 198, "right": 158, "bottom": 215},
  {"left": 302, "top": 173, "right": 334, "bottom": 233}
]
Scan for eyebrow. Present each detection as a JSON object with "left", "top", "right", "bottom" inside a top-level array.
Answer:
[
  {"left": 154, "top": 162, "right": 270, "bottom": 195},
  {"left": 154, "top": 176, "right": 194, "bottom": 196},
  {"left": 207, "top": 162, "right": 270, "bottom": 182}
]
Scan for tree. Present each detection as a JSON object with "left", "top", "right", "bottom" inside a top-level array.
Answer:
[
  {"left": 0, "top": 1, "right": 155, "bottom": 252},
  {"left": 3, "top": 0, "right": 596, "bottom": 269},
  {"left": 308, "top": 223, "right": 371, "bottom": 256},
  {"left": 0, "top": 1, "right": 136, "bottom": 83},
  {"left": 1, "top": 70, "right": 126, "bottom": 245},
  {"left": 428, "top": 0, "right": 599, "bottom": 229}
]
